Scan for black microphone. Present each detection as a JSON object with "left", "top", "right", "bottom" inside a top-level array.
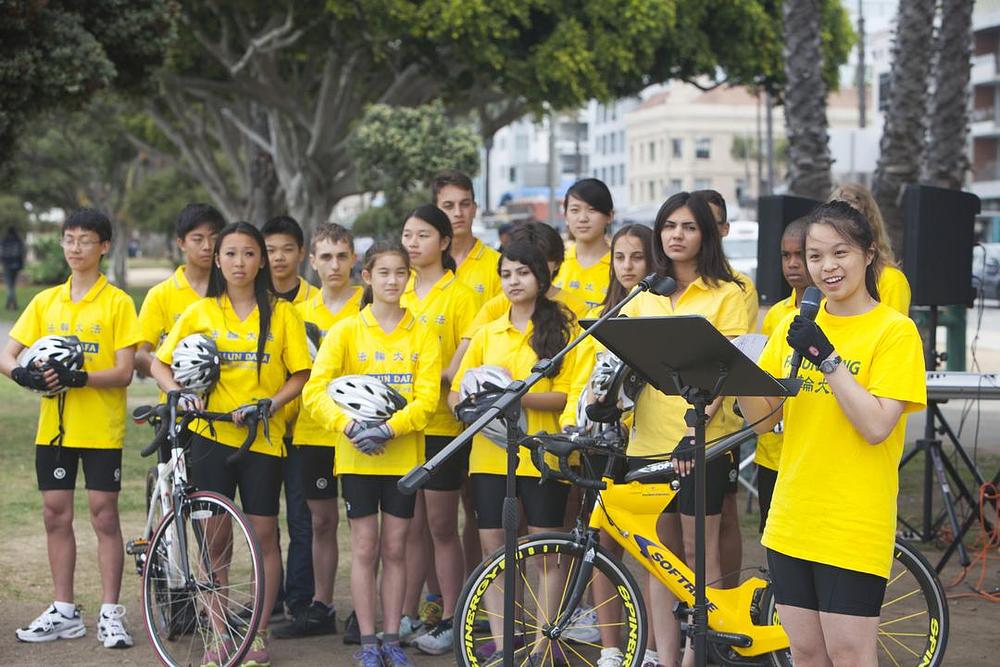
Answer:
[
  {"left": 789, "top": 285, "right": 823, "bottom": 379},
  {"left": 638, "top": 273, "right": 678, "bottom": 297}
]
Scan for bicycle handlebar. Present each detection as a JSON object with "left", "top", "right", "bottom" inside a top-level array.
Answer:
[
  {"left": 524, "top": 430, "right": 624, "bottom": 491},
  {"left": 133, "top": 393, "right": 271, "bottom": 466}
]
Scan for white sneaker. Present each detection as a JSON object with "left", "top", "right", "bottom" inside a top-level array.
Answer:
[
  {"left": 561, "top": 604, "right": 601, "bottom": 644},
  {"left": 377, "top": 615, "right": 425, "bottom": 646},
  {"left": 97, "top": 604, "right": 134, "bottom": 649},
  {"left": 15, "top": 605, "right": 86, "bottom": 643},
  {"left": 413, "top": 618, "right": 454, "bottom": 655},
  {"left": 597, "top": 647, "right": 625, "bottom": 667}
]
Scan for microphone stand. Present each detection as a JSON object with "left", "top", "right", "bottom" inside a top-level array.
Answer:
[{"left": 399, "top": 273, "right": 676, "bottom": 667}]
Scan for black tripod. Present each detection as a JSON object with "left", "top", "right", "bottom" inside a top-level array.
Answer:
[{"left": 897, "top": 304, "right": 994, "bottom": 571}]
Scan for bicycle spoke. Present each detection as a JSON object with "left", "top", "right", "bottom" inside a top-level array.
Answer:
[
  {"left": 878, "top": 610, "right": 927, "bottom": 628},
  {"left": 876, "top": 635, "right": 903, "bottom": 667},
  {"left": 561, "top": 639, "right": 597, "bottom": 666},
  {"left": 878, "top": 629, "right": 922, "bottom": 658},
  {"left": 881, "top": 587, "right": 923, "bottom": 610}
]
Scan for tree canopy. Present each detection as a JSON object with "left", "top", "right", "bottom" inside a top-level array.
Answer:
[
  {"left": 146, "top": 0, "right": 852, "bottom": 229},
  {"left": 0, "top": 0, "right": 174, "bottom": 171}
]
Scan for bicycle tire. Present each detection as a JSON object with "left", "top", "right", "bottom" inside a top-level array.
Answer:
[
  {"left": 454, "top": 532, "right": 647, "bottom": 666},
  {"left": 142, "top": 491, "right": 265, "bottom": 667},
  {"left": 759, "top": 539, "right": 949, "bottom": 666}
]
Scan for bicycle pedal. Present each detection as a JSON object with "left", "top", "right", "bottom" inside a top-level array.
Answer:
[{"left": 126, "top": 538, "right": 148, "bottom": 556}]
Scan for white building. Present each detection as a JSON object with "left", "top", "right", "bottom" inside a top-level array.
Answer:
[
  {"left": 587, "top": 97, "right": 641, "bottom": 210},
  {"left": 970, "top": 0, "right": 1000, "bottom": 241},
  {"left": 482, "top": 111, "right": 589, "bottom": 213}
]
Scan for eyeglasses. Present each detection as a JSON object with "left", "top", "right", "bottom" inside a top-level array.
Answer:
[{"left": 60, "top": 238, "right": 101, "bottom": 250}]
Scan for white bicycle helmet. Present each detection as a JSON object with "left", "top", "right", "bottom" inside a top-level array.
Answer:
[
  {"left": 457, "top": 366, "right": 525, "bottom": 447},
  {"left": 575, "top": 385, "right": 597, "bottom": 435},
  {"left": 304, "top": 322, "right": 323, "bottom": 361},
  {"left": 171, "top": 334, "right": 221, "bottom": 394},
  {"left": 327, "top": 374, "right": 407, "bottom": 422},
  {"left": 458, "top": 365, "right": 513, "bottom": 400},
  {"left": 17, "top": 335, "right": 85, "bottom": 397}
]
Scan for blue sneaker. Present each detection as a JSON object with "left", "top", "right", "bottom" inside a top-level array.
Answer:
[
  {"left": 380, "top": 642, "right": 414, "bottom": 667},
  {"left": 353, "top": 644, "right": 383, "bottom": 667}
]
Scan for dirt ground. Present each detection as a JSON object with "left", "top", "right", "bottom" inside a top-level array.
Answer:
[{"left": 1, "top": 522, "right": 998, "bottom": 665}]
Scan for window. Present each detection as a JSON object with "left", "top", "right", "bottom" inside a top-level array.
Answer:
[
  {"left": 619, "top": 164, "right": 625, "bottom": 186},
  {"left": 639, "top": 143, "right": 645, "bottom": 162},
  {"left": 648, "top": 141, "right": 656, "bottom": 162},
  {"left": 648, "top": 180, "right": 656, "bottom": 201},
  {"left": 598, "top": 135, "right": 606, "bottom": 155},
  {"left": 509, "top": 167, "right": 516, "bottom": 182},
  {"left": 694, "top": 177, "right": 711, "bottom": 190},
  {"left": 609, "top": 132, "right": 616, "bottom": 153},
  {"left": 672, "top": 138, "right": 683, "bottom": 158},
  {"left": 670, "top": 178, "right": 683, "bottom": 193},
  {"left": 695, "top": 138, "right": 711, "bottom": 159}
]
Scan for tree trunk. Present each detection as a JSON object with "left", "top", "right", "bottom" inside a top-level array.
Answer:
[
  {"left": 923, "top": 0, "right": 974, "bottom": 190},
  {"left": 782, "top": 0, "right": 833, "bottom": 200},
  {"left": 873, "top": 0, "right": 936, "bottom": 256},
  {"left": 247, "top": 103, "right": 277, "bottom": 226}
]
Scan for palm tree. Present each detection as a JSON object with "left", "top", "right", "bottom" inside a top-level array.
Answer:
[
  {"left": 873, "top": 0, "right": 936, "bottom": 256},
  {"left": 782, "top": 0, "right": 833, "bottom": 200},
  {"left": 923, "top": 0, "right": 974, "bottom": 190}
]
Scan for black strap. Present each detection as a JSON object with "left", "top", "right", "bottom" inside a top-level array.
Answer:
[{"left": 46, "top": 393, "right": 67, "bottom": 459}]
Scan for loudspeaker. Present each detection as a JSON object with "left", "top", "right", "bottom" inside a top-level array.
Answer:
[
  {"left": 902, "top": 185, "right": 980, "bottom": 307},
  {"left": 756, "top": 195, "right": 820, "bottom": 305}
]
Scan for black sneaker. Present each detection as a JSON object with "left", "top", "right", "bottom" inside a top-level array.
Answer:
[
  {"left": 343, "top": 609, "right": 361, "bottom": 645},
  {"left": 272, "top": 601, "right": 338, "bottom": 639}
]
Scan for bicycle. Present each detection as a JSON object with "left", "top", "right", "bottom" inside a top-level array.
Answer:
[
  {"left": 453, "top": 428, "right": 950, "bottom": 666},
  {"left": 126, "top": 390, "right": 271, "bottom": 667}
]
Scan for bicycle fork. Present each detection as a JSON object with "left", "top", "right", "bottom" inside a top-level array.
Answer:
[{"left": 541, "top": 529, "right": 601, "bottom": 641}]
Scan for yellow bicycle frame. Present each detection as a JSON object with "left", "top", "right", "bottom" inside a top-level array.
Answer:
[{"left": 590, "top": 477, "right": 790, "bottom": 658}]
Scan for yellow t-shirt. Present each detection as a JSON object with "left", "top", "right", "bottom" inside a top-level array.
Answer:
[
  {"left": 156, "top": 296, "right": 312, "bottom": 456},
  {"left": 137, "top": 266, "right": 203, "bottom": 349},
  {"left": 553, "top": 246, "right": 611, "bottom": 311},
  {"left": 301, "top": 307, "right": 441, "bottom": 476},
  {"left": 878, "top": 265, "right": 911, "bottom": 315},
  {"left": 464, "top": 289, "right": 589, "bottom": 340},
  {"left": 455, "top": 239, "right": 501, "bottom": 307},
  {"left": 754, "top": 294, "right": 798, "bottom": 471},
  {"left": 453, "top": 314, "right": 581, "bottom": 477},
  {"left": 560, "top": 305, "right": 606, "bottom": 429},
  {"left": 291, "top": 287, "right": 363, "bottom": 446},
  {"left": 735, "top": 270, "right": 760, "bottom": 330},
  {"left": 286, "top": 276, "right": 318, "bottom": 305},
  {"left": 11, "top": 274, "right": 141, "bottom": 449},
  {"left": 758, "top": 303, "right": 925, "bottom": 578},
  {"left": 401, "top": 271, "right": 478, "bottom": 436},
  {"left": 621, "top": 278, "right": 749, "bottom": 458}
]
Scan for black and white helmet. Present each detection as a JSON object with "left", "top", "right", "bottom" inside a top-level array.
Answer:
[
  {"left": 17, "top": 335, "right": 85, "bottom": 397},
  {"left": 589, "top": 352, "right": 635, "bottom": 411},
  {"left": 458, "top": 365, "right": 525, "bottom": 447},
  {"left": 458, "top": 365, "right": 512, "bottom": 400},
  {"left": 327, "top": 374, "right": 407, "bottom": 422},
  {"left": 171, "top": 334, "right": 221, "bottom": 394},
  {"left": 575, "top": 385, "right": 597, "bottom": 435}
]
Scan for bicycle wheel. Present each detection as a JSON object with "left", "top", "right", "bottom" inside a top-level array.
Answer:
[
  {"left": 144, "top": 466, "right": 195, "bottom": 640},
  {"left": 142, "top": 491, "right": 264, "bottom": 667},
  {"left": 759, "top": 539, "right": 949, "bottom": 666},
  {"left": 454, "top": 532, "right": 647, "bottom": 666}
]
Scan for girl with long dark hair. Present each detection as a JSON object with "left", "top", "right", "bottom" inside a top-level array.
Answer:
[
  {"left": 738, "top": 200, "right": 925, "bottom": 665},
  {"left": 449, "top": 239, "right": 582, "bottom": 663},
  {"left": 621, "top": 193, "right": 749, "bottom": 666},
  {"left": 151, "top": 221, "right": 313, "bottom": 665},
  {"left": 398, "top": 205, "right": 480, "bottom": 653}
]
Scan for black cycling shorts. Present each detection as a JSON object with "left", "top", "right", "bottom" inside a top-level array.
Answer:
[
  {"left": 189, "top": 434, "right": 283, "bottom": 516},
  {"left": 295, "top": 445, "right": 338, "bottom": 500},
  {"left": 36, "top": 446, "right": 122, "bottom": 492},
  {"left": 341, "top": 474, "right": 416, "bottom": 520},
  {"left": 625, "top": 450, "right": 732, "bottom": 516},
  {"left": 422, "top": 435, "right": 470, "bottom": 492},
  {"left": 756, "top": 465, "right": 778, "bottom": 534},
  {"left": 767, "top": 548, "right": 887, "bottom": 617},
  {"left": 470, "top": 473, "right": 571, "bottom": 530}
]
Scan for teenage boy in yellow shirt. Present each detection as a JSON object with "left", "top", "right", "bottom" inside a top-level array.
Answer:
[
  {"left": 262, "top": 214, "right": 319, "bottom": 623},
  {"left": 432, "top": 170, "right": 501, "bottom": 307},
  {"left": 1, "top": 209, "right": 140, "bottom": 649},
  {"left": 135, "top": 203, "right": 224, "bottom": 378}
]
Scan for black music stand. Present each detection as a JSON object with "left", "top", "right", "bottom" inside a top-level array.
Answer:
[{"left": 582, "top": 315, "right": 797, "bottom": 667}]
